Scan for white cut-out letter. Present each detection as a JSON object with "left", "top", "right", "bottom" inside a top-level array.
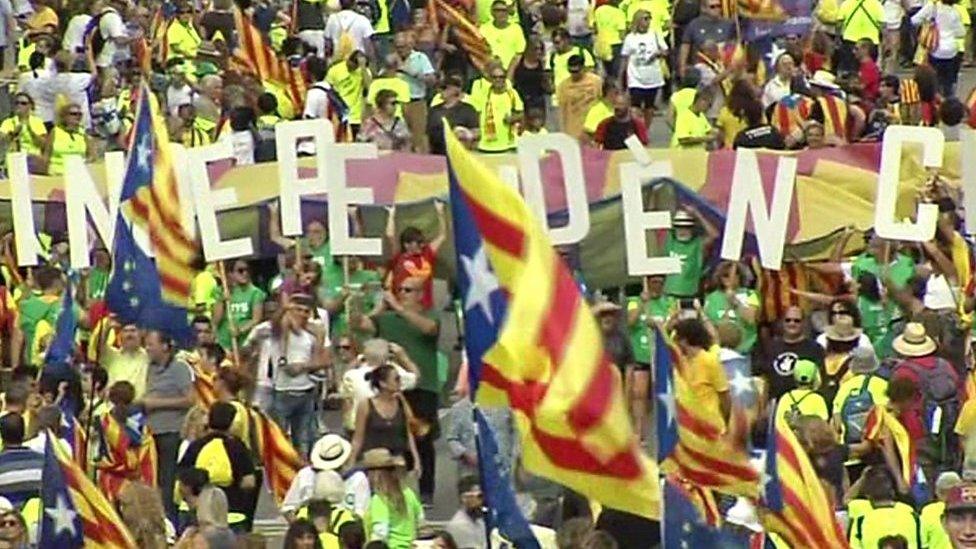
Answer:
[
  {"left": 188, "top": 142, "right": 254, "bottom": 261},
  {"left": 874, "top": 125, "right": 940, "bottom": 242},
  {"left": 720, "top": 149, "right": 797, "bottom": 270},
  {"left": 323, "top": 143, "right": 381, "bottom": 256},
  {"left": 276, "top": 119, "right": 334, "bottom": 236},
  {"left": 620, "top": 162, "right": 681, "bottom": 275},
  {"left": 517, "top": 134, "right": 590, "bottom": 245},
  {"left": 8, "top": 153, "right": 42, "bottom": 266}
]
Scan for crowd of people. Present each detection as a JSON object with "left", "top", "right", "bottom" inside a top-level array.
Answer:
[{"left": 0, "top": 0, "right": 973, "bottom": 547}]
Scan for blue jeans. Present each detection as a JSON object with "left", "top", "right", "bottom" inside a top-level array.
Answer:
[{"left": 272, "top": 389, "right": 316, "bottom": 457}]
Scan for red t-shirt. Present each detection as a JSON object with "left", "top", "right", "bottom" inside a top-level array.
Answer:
[
  {"left": 390, "top": 245, "right": 437, "bottom": 310},
  {"left": 859, "top": 58, "right": 881, "bottom": 104}
]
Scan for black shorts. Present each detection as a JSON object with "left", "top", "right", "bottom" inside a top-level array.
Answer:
[{"left": 629, "top": 87, "right": 660, "bottom": 109}]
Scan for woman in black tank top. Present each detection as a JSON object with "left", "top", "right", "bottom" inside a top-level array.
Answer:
[{"left": 349, "top": 364, "right": 421, "bottom": 474}]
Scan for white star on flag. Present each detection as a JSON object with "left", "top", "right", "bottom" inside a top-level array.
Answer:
[
  {"left": 658, "top": 374, "right": 677, "bottom": 430},
  {"left": 729, "top": 370, "right": 755, "bottom": 398},
  {"left": 766, "top": 41, "right": 788, "bottom": 70},
  {"left": 136, "top": 134, "right": 152, "bottom": 171},
  {"left": 45, "top": 493, "right": 78, "bottom": 538},
  {"left": 461, "top": 244, "right": 499, "bottom": 323}
]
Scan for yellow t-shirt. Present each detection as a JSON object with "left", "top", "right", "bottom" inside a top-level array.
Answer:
[
  {"left": 0, "top": 115, "right": 47, "bottom": 156},
  {"left": 548, "top": 47, "right": 597, "bottom": 91},
  {"left": 265, "top": 81, "right": 297, "bottom": 120},
  {"left": 475, "top": 0, "right": 520, "bottom": 25},
  {"left": 774, "top": 388, "right": 830, "bottom": 426},
  {"left": 956, "top": 399, "right": 976, "bottom": 437},
  {"left": 167, "top": 20, "right": 202, "bottom": 60},
  {"left": 685, "top": 349, "right": 729, "bottom": 420},
  {"left": 839, "top": 0, "right": 884, "bottom": 44},
  {"left": 100, "top": 347, "right": 150, "bottom": 399},
  {"left": 475, "top": 87, "right": 524, "bottom": 152},
  {"left": 583, "top": 99, "right": 613, "bottom": 134},
  {"left": 327, "top": 62, "right": 370, "bottom": 125},
  {"left": 670, "top": 87, "right": 697, "bottom": 114},
  {"left": 671, "top": 108, "right": 713, "bottom": 148},
  {"left": 367, "top": 76, "right": 411, "bottom": 118},
  {"left": 715, "top": 106, "right": 746, "bottom": 149},
  {"left": 479, "top": 22, "right": 526, "bottom": 69},
  {"left": 190, "top": 268, "right": 219, "bottom": 317},
  {"left": 593, "top": 4, "right": 626, "bottom": 59}
]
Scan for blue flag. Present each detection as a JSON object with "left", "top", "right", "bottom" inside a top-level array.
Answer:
[
  {"left": 475, "top": 408, "right": 539, "bottom": 549},
  {"left": 39, "top": 436, "right": 84, "bottom": 548},
  {"left": 43, "top": 274, "right": 76, "bottom": 377},
  {"left": 663, "top": 479, "right": 753, "bottom": 548},
  {"left": 448, "top": 156, "right": 508, "bottom": 394},
  {"left": 654, "top": 328, "right": 678, "bottom": 463},
  {"left": 106, "top": 218, "right": 193, "bottom": 346}
]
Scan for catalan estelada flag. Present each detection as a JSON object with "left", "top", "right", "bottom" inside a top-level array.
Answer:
[
  {"left": 39, "top": 434, "right": 136, "bottom": 548},
  {"left": 95, "top": 411, "right": 158, "bottom": 504},
  {"left": 760, "top": 413, "right": 848, "bottom": 548},
  {"left": 769, "top": 95, "right": 813, "bottom": 140},
  {"left": 233, "top": 7, "right": 307, "bottom": 112},
  {"left": 654, "top": 328, "right": 760, "bottom": 499},
  {"left": 721, "top": 0, "right": 786, "bottom": 20},
  {"left": 817, "top": 95, "right": 848, "bottom": 141},
  {"left": 447, "top": 126, "right": 659, "bottom": 520},
  {"left": 863, "top": 404, "right": 916, "bottom": 491},
  {"left": 118, "top": 84, "right": 197, "bottom": 308},
  {"left": 250, "top": 408, "right": 305, "bottom": 505}
]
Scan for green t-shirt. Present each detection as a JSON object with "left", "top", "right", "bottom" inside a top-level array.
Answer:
[
  {"left": 17, "top": 293, "right": 61, "bottom": 365},
  {"left": 327, "top": 268, "right": 382, "bottom": 338},
  {"left": 858, "top": 295, "right": 897, "bottom": 357},
  {"left": 626, "top": 295, "right": 676, "bottom": 363},
  {"left": 851, "top": 252, "right": 915, "bottom": 289},
  {"left": 663, "top": 233, "right": 704, "bottom": 297},
  {"left": 86, "top": 267, "right": 110, "bottom": 302},
  {"left": 303, "top": 238, "right": 344, "bottom": 292},
  {"left": 364, "top": 489, "right": 424, "bottom": 549},
  {"left": 375, "top": 311, "right": 440, "bottom": 393},
  {"left": 216, "top": 283, "right": 266, "bottom": 350},
  {"left": 704, "top": 289, "right": 760, "bottom": 353}
]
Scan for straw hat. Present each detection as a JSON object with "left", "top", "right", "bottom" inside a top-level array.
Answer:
[
  {"left": 310, "top": 434, "right": 352, "bottom": 471},
  {"left": 892, "top": 322, "right": 937, "bottom": 358},
  {"left": 361, "top": 448, "right": 406, "bottom": 470},
  {"left": 823, "top": 315, "right": 862, "bottom": 342},
  {"left": 809, "top": 70, "right": 840, "bottom": 90}
]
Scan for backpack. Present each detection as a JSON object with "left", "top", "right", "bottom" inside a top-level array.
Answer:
[
  {"left": 895, "top": 358, "right": 962, "bottom": 466},
  {"left": 785, "top": 390, "right": 815, "bottom": 432},
  {"left": 388, "top": 0, "right": 411, "bottom": 31},
  {"left": 195, "top": 436, "right": 234, "bottom": 487},
  {"left": 839, "top": 374, "right": 876, "bottom": 444}
]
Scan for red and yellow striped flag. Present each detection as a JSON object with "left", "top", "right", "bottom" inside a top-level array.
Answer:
[
  {"left": 447, "top": 127, "right": 659, "bottom": 519},
  {"left": 120, "top": 86, "right": 199, "bottom": 307},
  {"left": 655, "top": 329, "right": 760, "bottom": 499},
  {"left": 95, "top": 412, "right": 158, "bottom": 504},
  {"left": 46, "top": 433, "right": 138, "bottom": 548},
  {"left": 428, "top": 0, "right": 492, "bottom": 72},
  {"left": 760, "top": 413, "right": 848, "bottom": 548},
  {"left": 965, "top": 86, "right": 976, "bottom": 128},
  {"left": 864, "top": 404, "right": 916, "bottom": 490},
  {"left": 769, "top": 96, "right": 812, "bottom": 140},
  {"left": 817, "top": 95, "right": 848, "bottom": 141},
  {"left": 250, "top": 408, "right": 305, "bottom": 505},
  {"left": 232, "top": 7, "right": 307, "bottom": 113}
]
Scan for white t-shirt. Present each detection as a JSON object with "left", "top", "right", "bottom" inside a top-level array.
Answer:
[
  {"left": 273, "top": 329, "right": 319, "bottom": 392},
  {"left": 219, "top": 130, "right": 256, "bottom": 165},
  {"left": 25, "top": 432, "right": 72, "bottom": 456},
  {"left": 762, "top": 76, "right": 792, "bottom": 108},
  {"left": 815, "top": 332, "right": 874, "bottom": 351},
  {"left": 18, "top": 69, "right": 51, "bottom": 120},
  {"left": 166, "top": 84, "right": 196, "bottom": 117},
  {"left": 39, "top": 72, "right": 94, "bottom": 128},
  {"left": 324, "top": 10, "right": 374, "bottom": 55},
  {"left": 566, "top": 0, "right": 591, "bottom": 37},
  {"left": 62, "top": 14, "right": 92, "bottom": 53},
  {"left": 303, "top": 80, "right": 332, "bottom": 119},
  {"left": 280, "top": 466, "right": 371, "bottom": 516},
  {"left": 96, "top": 9, "right": 127, "bottom": 67},
  {"left": 621, "top": 31, "right": 667, "bottom": 89}
]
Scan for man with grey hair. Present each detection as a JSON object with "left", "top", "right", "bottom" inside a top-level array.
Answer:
[
  {"left": 339, "top": 338, "right": 419, "bottom": 435},
  {"left": 919, "top": 472, "right": 962, "bottom": 549},
  {"left": 193, "top": 74, "right": 223, "bottom": 124}
]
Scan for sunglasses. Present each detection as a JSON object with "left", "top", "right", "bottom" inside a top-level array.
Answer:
[
  {"left": 338, "top": 344, "right": 353, "bottom": 350},
  {"left": 490, "top": 74, "right": 506, "bottom": 79},
  {"left": 235, "top": 267, "right": 248, "bottom": 273},
  {"left": 15, "top": 100, "right": 30, "bottom": 106},
  {"left": 784, "top": 318, "right": 802, "bottom": 324},
  {"left": 67, "top": 111, "right": 82, "bottom": 116},
  {"left": 0, "top": 519, "right": 19, "bottom": 527}
]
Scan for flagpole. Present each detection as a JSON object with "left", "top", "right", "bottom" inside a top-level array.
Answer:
[
  {"left": 82, "top": 366, "right": 98, "bottom": 479},
  {"left": 217, "top": 261, "right": 242, "bottom": 366}
]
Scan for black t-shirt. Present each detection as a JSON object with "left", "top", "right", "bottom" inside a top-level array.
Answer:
[
  {"left": 513, "top": 59, "right": 548, "bottom": 110},
  {"left": 427, "top": 102, "right": 480, "bottom": 155},
  {"left": 200, "top": 11, "right": 237, "bottom": 42},
  {"left": 596, "top": 508, "right": 661, "bottom": 548},
  {"left": 760, "top": 337, "right": 825, "bottom": 400},
  {"left": 294, "top": 0, "right": 326, "bottom": 30},
  {"left": 733, "top": 125, "right": 786, "bottom": 150},
  {"left": 599, "top": 119, "right": 639, "bottom": 150}
]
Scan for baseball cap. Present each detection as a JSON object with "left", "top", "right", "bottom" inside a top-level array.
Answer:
[
  {"left": 793, "top": 360, "right": 819, "bottom": 385},
  {"left": 945, "top": 482, "right": 976, "bottom": 512}
]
